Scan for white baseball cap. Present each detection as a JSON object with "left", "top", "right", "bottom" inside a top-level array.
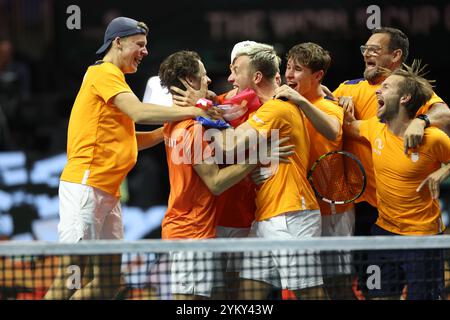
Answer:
[{"left": 230, "top": 40, "right": 257, "bottom": 64}]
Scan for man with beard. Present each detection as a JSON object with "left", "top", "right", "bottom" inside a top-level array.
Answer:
[
  {"left": 335, "top": 27, "right": 449, "bottom": 237},
  {"left": 343, "top": 62, "right": 450, "bottom": 299},
  {"left": 333, "top": 28, "right": 450, "bottom": 297}
]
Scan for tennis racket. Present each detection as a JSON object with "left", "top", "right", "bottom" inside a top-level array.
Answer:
[{"left": 307, "top": 150, "right": 366, "bottom": 204}]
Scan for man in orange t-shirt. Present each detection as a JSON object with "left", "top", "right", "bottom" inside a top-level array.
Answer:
[
  {"left": 279, "top": 42, "right": 355, "bottom": 300},
  {"left": 344, "top": 64, "right": 450, "bottom": 299},
  {"left": 46, "top": 17, "right": 209, "bottom": 300},
  {"left": 333, "top": 27, "right": 450, "bottom": 296},
  {"left": 334, "top": 27, "right": 449, "bottom": 237},
  {"left": 222, "top": 43, "right": 334, "bottom": 300},
  {"left": 158, "top": 50, "right": 259, "bottom": 300}
]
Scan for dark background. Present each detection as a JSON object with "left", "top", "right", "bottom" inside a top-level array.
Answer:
[{"left": 1, "top": 0, "right": 449, "bottom": 238}]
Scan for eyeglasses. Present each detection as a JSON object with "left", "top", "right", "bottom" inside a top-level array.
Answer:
[{"left": 360, "top": 45, "right": 383, "bottom": 56}]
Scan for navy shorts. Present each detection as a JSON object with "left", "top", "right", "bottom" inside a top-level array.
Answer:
[{"left": 365, "top": 224, "right": 444, "bottom": 300}]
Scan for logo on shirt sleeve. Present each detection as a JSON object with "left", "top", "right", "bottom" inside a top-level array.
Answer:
[{"left": 252, "top": 114, "right": 265, "bottom": 124}]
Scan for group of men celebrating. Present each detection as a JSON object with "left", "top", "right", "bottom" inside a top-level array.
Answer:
[{"left": 47, "top": 16, "right": 450, "bottom": 300}]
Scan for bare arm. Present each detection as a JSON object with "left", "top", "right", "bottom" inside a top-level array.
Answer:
[
  {"left": 274, "top": 85, "right": 340, "bottom": 141},
  {"left": 193, "top": 162, "right": 257, "bottom": 195},
  {"left": 342, "top": 106, "right": 363, "bottom": 140},
  {"left": 404, "top": 102, "right": 450, "bottom": 153},
  {"left": 136, "top": 127, "right": 164, "bottom": 151},
  {"left": 112, "top": 92, "right": 204, "bottom": 125},
  {"left": 425, "top": 102, "right": 450, "bottom": 134},
  {"left": 417, "top": 162, "right": 450, "bottom": 199}
]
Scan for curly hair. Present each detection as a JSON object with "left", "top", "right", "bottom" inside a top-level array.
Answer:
[{"left": 158, "top": 50, "right": 201, "bottom": 95}]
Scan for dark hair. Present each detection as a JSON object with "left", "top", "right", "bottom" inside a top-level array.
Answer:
[
  {"left": 159, "top": 50, "right": 201, "bottom": 95},
  {"left": 287, "top": 42, "right": 331, "bottom": 81},
  {"left": 391, "top": 60, "right": 433, "bottom": 118},
  {"left": 372, "top": 27, "right": 409, "bottom": 63}
]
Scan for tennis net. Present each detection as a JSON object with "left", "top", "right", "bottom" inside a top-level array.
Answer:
[{"left": 0, "top": 236, "right": 449, "bottom": 300}]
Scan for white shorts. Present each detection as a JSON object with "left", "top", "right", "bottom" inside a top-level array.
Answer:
[
  {"left": 215, "top": 226, "right": 250, "bottom": 274},
  {"left": 240, "top": 210, "right": 323, "bottom": 290},
  {"left": 321, "top": 208, "right": 355, "bottom": 277},
  {"left": 169, "top": 251, "right": 221, "bottom": 297},
  {"left": 58, "top": 181, "right": 123, "bottom": 243}
]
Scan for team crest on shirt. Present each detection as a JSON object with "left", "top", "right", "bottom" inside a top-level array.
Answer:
[
  {"left": 410, "top": 152, "right": 419, "bottom": 163},
  {"left": 373, "top": 138, "right": 384, "bottom": 155}
]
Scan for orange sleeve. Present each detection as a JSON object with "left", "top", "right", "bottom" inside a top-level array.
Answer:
[
  {"left": 416, "top": 91, "right": 445, "bottom": 115},
  {"left": 246, "top": 100, "right": 289, "bottom": 135},
  {"left": 429, "top": 130, "right": 450, "bottom": 163},
  {"left": 358, "top": 119, "right": 371, "bottom": 142},
  {"left": 91, "top": 65, "right": 132, "bottom": 104}
]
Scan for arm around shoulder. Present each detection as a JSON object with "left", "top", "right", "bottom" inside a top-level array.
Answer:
[{"left": 427, "top": 102, "right": 450, "bottom": 135}]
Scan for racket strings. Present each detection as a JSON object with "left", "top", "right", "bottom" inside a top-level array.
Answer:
[{"left": 310, "top": 153, "right": 365, "bottom": 203}]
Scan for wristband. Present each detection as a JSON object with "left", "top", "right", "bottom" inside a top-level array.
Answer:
[{"left": 417, "top": 114, "right": 430, "bottom": 128}]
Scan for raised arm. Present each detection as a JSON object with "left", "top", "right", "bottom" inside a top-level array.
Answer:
[
  {"left": 274, "top": 85, "right": 340, "bottom": 141},
  {"left": 342, "top": 104, "right": 363, "bottom": 140},
  {"left": 404, "top": 102, "right": 450, "bottom": 153},
  {"left": 112, "top": 91, "right": 204, "bottom": 125}
]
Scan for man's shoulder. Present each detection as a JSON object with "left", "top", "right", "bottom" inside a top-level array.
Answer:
[
  {"left": 318, "top": 96, "right": 340, "bottom": 109},
  {"left": 261, "top": 98, "right": 297, "bottom": 109},
  {"left": 425, "top": 127, "right": 450, "bottom": 141},
  {"left": 342, "top": 78, "right": 366, "bottom": 85},
  {"left": 334, "top": 78, "right": 367, "bottom": 92},
  {"left": 87, "top": 61, "right": 122, "bottom": 77},
  {"left": 362, "top": 116, "right": 385, "bottom": 132}
]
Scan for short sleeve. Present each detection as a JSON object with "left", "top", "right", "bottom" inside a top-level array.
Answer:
[
  {"left": 91, "top": 65, "right": 132, "bottom": 104},
  {"left": 246, "top": 100, "right": 290, "bottom": 136},
  {"left": 358, "top": 116, "right": 380, "bottom": 142},
  {"left": 429, "top": 130, "right": 450, "bottom": 164},
  {"left": 415, "top": 91, "right": 445, "bottom": 116},
  {"left": 332, "top": 82, "right": 346, "bottom": 97}
]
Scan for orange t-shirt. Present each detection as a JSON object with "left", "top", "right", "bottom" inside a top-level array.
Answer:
[
  {"left": 334, "top": 78, "right": 444, "bottom": 208},
  {"left": 305, "top": 96, "right": 353, "bottom": 215},
  {"left": 162, "top": 119, "right": 218, "bottom": 239},
  {"left": 60, "top": 61, "right": 136, "bottom": 197},
  {"left": 246, "top": 99, "right": 319, "bottom": 221},
  {"left": 359, "top": 116, "right": 450, "bottom": 235}
]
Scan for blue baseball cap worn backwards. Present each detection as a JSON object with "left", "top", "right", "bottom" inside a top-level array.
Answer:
[{"left": 96, "top": 17, "right": 148, "bottom": 55}]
